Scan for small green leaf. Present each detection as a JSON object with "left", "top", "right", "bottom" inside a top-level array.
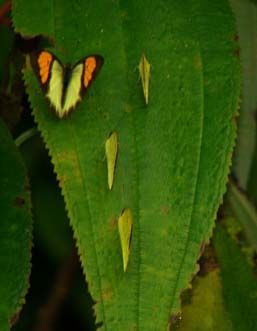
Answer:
[{"left": 0, "top": 119, "right": 32, "bottom": 331}]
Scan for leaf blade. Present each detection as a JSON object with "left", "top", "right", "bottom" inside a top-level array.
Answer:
[
  {"left": 0, "top": 120, "right": 32, "bottom": 331},
  {"left": 13, "top": 1, "right": 240, "bottom": 330}
]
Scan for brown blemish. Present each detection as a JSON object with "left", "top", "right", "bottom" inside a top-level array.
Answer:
[
  {"left": 198, "top": 243, "right": 218, "bottom": 276},
  {"left": 10, "top": 311, "right": 20, "bottom": 326},
  {"left": 169, "top": 312, "right": 182, "bottom": 330},
  {"left": 234, "top": 48, "right": 240, "bottom": 58},
  {"left": 160, "top": 205, "right": 170, "bottom": 215},
  {"left": 108, "top": 216, "right": 118, "bottom": 231},
  {"left": 234, "top": 34, "right": 239, "bottom": 42},
  {"left": 199, "top": 242, "right": 206, "bottom": 256},
  {"left": 25, "top": 183, "right": 31, "bottom": 191},
  {"left": 14, "top": 196, "right": 25, "bottom": 207},
  {"left": 193, "top": 54, "right": 202, "bottom": 71},
  {"left": 58, "top": 175, "right": 68, "bottom": 186},
  {"left": 231, "top": 111, "right": 239, "bottom": 125},
  {"left": 235, "top": 230, "right": 245, "bottom": 244},
  {"left": 102, "top": 288, "right": 113, "bottom": 301}
]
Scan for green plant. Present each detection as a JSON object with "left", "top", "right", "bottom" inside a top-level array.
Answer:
[{"left": 0, "top": 0, "right": 257, "bottom": 330}]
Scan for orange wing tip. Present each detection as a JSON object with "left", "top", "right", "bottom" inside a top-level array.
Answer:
[
  {"left": 38, "top": 51, "right": 53, "bottom": 84},
  {"left": 84, "top": 57, "right": 97, "bottom": 87}
]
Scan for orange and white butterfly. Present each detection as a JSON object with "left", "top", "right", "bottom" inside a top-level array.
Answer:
[{"left": 31, "top": 50, "right": 104, "bottom": 118}]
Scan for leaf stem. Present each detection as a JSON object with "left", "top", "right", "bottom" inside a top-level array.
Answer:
[{"left": 15, "top": 127, "right": 38, "bottom": 147}]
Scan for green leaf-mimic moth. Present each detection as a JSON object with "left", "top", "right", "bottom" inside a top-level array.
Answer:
[
  {"left": 118, "top": 208, "right": 133, "bottom": 272},
  {"left": 105, "top": 132, "right": 118, "bottom": 190},
  {"left": 139, "top": 53, "right": 150, "bottom": 104}
]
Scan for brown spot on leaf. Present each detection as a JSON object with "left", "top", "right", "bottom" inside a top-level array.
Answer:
[
  {"left": 160, "top": 205, "right": 170, "bottom": 215},
  {"left": 194, "top": 54, "right": 202, "bottom": 70},
  {"left": 102, "top": 287, "right": 113, "bottom": 301},
  {"left": 198, "top": 243, "right": 218, "bottom": 276},
  {"left": 180, "top": 287, "right": 193, "bottom": 306},
  {"left": 231, "top": 112, "right": 239, "bottom": 125},
  {"left": 236, "top": 230, "right": 246, "bottom": 245},
  {"left": 10, "top": 312, "right": 20, "bottom": 326},
  {"left": 200, "top": 242, "right": 206, "bottom": 256},
  {"left": 169, "top": 312, "right": 182, "bottom": 330},
  {"left": 234, "top": 48, "right": 240, "bottom": 58},
  {"left": 14, "top": 196, "right": 25, "bottom": 207},
  {"left": 25, "top": 182, "right": 31, "bottom": 192},
  {"left": 58, "top": 174, "right": 69, "bottom": 186},
  {"left": 234, "top": 34, "right": 239, "bottom": 42},
  {"left": 108, "top": 216, "right": 118, "bottom": 231}
]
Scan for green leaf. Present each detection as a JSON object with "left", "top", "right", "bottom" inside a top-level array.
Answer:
[
  {"left": 179, "top": 271, "right": 233, "bottom": 331},
  {"left": 12, "top": 1, "right": 240, "bottom": 330},
  {"left": 227, "top": 181, "right": 257, "bottom": 251},
  {"left": 230, "top": 0, "right": 257, "bottom": 188},
  {"left": 214, "top": 225, "right": 257, "bottom": 331},
  {"left": 0, "top": 119, "right": 32, "bottom": 331},
  {"left": 19, "top": 135, "right": 73, "bottom": 261}
]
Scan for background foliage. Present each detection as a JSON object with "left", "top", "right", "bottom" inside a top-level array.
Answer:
[{"left": 0, "top": 0, "right": 256, "bottom": 330}]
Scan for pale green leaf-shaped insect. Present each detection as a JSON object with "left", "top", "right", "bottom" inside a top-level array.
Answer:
[
  {"left": 139, "top": 53, "right": 150, "bottom": 104},
  {"left": 105, "top": 132, "right": 118, "bottom": 190},
  {"left": 118, "top": 208, "right": 133, "bottom": 272}
]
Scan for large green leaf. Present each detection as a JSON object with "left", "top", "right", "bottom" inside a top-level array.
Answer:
[
  {"left": 214, "top": 224, "right": 257, "bottom": 331},
  {"left": 230, "top": 0, "right": 257, "bottom": 188},
  {"left": 12, "top": 1, "right": 240, "bottom": 330},
  {"left": 0, "top": 119, "right": 32, "bottom": 331}
]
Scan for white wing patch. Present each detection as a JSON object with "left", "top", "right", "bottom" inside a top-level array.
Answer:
[
  {"left": 46, "top": 61, "right": 83, "bottom": 118},
  {"left": 63, "top": 64, "right": 84, "bottom": 116},
  {"left": 46, "top": 60, "right": 63, "bottom": 117}
]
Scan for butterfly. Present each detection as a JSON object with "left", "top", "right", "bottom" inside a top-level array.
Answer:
[{"left": 31, "top": 50, "right": 104, "bottom": 118}]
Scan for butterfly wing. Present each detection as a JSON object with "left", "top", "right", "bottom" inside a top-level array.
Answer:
[
  {"left": 46, "top": 59, "right": 64, "bottom": 117},
  {"left": 62, "top": 55, "right": 104, "bottom": 116},
  {"left": 31, "top": 50, "right": 64, "bottom": 117},
  {"left": 62, "top": 63, "right": 84, "bottom": 117},
  {"left": 31, "top": 52, "right": 104, "bottom": 118},
  {"left": 82, "top": 55, "right": 104, "bottom": 90}
]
